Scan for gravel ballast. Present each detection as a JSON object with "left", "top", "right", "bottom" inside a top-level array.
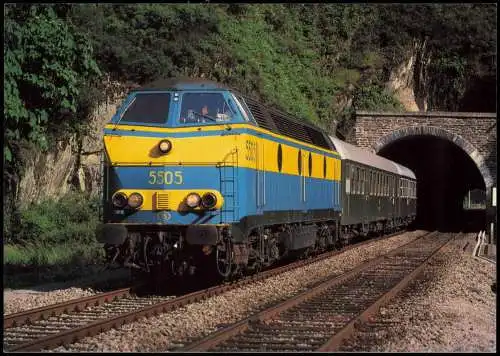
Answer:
[
  {"left": 48, "top": 230, "right": 426, "bottom": 352},
  {"left": 4, "top": 269, "right": 130, "bottom": 316},
  {"left": 340, "top": 232, "right": 496, "bottom": 353}
]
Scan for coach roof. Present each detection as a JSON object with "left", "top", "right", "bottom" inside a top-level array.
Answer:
[{"left": 328, "top": 136, "right": 416, "bottom": 179}]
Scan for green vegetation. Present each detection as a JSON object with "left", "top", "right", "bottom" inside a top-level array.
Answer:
[
  {"left": 3, "top": 4, "right": 496, "bottom": 271},
  {"left": 9, "top": 192, "right": 100, "bottom": 245},
  {"left": 4, "top": 192, "right": 103, "bottom": 277},
  {"left": 4, "top": 242, "right": 103, "bottom": 267}
]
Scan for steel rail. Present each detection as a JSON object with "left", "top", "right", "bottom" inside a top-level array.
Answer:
[
  {"left": 180, "top": 230, "right": 450, "bottom": 352},
  {"left": 4, "top": 287, "right": 135, "bottom": 329}
]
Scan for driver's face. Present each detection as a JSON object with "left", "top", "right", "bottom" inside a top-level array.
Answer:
[{"left": 201, "top": 106, "right": 208, "bottom": 115}]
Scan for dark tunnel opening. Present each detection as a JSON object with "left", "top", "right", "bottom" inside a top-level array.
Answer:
[{"left": 378, "top": 135, "right": 486, "bottom": 233}]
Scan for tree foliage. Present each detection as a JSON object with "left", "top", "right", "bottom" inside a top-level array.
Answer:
[
  {"left": 4, "top": 5, "right": 101, "bottom": 163},
  {"left": 3, "top": 3, "right": 496, "bottom": 161}
]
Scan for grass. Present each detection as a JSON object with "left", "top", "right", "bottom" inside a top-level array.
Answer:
[
  {"left": 4, "top": 242, "right": 104, "bottom": 267},
  {"left": 3, "top": 242, "right": 106, "bottom": 289},
  {"left": 3, "top": 192, "right": 107, "bottom": 288}
]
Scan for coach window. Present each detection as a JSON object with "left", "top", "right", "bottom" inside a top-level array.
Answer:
[
  {"left": 358, "top": 168, "right": 363, "bottom": 194},
  {"left": 345, "top": 163, "right": 350, "bottom": 194},
  {"left": 361, "top": 168, "right": 365, "bottom": 195},
  {"left": 372, "top": 171, "right": 375, "bottom": 196},
  {"left": 379, "top": 172, "right": 382, "bottom": 196},
  {"left": 357, "top": 167, "right": 361, "bottom": 194},
  {"left": 352, "top": 165, "right": 356, "bottom": 194},
  {"left": 352, "top": 167, "right": 356, "bottom": 194}
]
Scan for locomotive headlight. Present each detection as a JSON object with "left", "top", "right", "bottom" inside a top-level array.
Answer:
[
  {"left": 185, "top": 193, "right": 201, "bottom": 208},
  {"left": 201, "top": 192, "right": 217, "bottom": 209},
  {"left": 112, "top": 192, "right": 128, "bottom": 208},
  {"left": 158, "top": 139, "right": 172, "bottom": 154},
  {"left": 127, "top": 192, "right": 143, "bottom": 209}
]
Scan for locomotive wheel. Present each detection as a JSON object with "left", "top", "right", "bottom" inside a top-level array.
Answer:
[{"left": 216, "top": 239, "right": 233, "bottom": 279}]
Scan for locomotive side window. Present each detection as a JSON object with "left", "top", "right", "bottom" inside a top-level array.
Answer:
[
  {"left": 308, "top": 152, "right": 313, "bottom": 177},
  {"left": 298, "top": 150, "right": 302, "bottom": 175},
  {"left": 277, "top": 144, "right": 283, "bottom": 172},
  {"left": 179, "top": 92, "right": 236, "bottom": 125},
  {"left": 120, "top": 93, "right": 171, "bottom": 124},
  {"left": 233, "top": 94, "right": 253, "bottom": 122}
]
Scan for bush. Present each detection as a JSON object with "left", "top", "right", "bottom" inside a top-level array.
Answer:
[
  {"left": 352, "top": 84, "right": 405, "bottom": 112},
  {"left": 13, "top": 191, "right": 100, "bottom": 246}
]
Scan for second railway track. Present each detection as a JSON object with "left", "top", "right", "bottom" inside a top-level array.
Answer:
[
  {"left": 180, "top": 231, "right": 455, "bottom": 352},
  {"left": 3, "top": 229, "right": 425, "bottom": 352}
]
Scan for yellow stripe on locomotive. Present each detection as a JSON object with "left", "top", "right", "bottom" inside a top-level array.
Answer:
[{"left": 104, "top": 126, "right": 342, "bottom": 182}]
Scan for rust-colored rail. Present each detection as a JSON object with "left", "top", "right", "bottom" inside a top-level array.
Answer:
[
  {"left": 4, "top": 287, "right": 134, "bottom": 329},
  {"left": 181, "top": 231, "right": 452, "bottom": 352},
  {"left": 4, "top": 229, "right": 418, "bottom": 352}
]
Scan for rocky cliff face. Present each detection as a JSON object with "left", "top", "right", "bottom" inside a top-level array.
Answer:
[
  {"left": 16, "top": 80, "right": 130, "bottom": 208},
  {"left": 386, "top": 39, "right": 431, "bottom": 112}
]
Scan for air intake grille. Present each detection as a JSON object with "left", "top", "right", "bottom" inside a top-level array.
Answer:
[
  {"left": 245, "top": 99, "right": 276, "bottom": 132},
  {"left": 155, "top": 192, "right": 169, "bottom": 210},
  {"left": 270, "top": 110, "right": 313, "bottom": 144}
]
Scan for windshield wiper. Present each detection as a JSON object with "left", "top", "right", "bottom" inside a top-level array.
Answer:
[{"left": 191, "top": 111, "right": 217, "bottom": 122}]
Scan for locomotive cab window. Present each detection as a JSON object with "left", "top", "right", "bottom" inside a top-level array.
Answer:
[
  {"left": 179, "top": 92, "right": 239, "bottom": 125},
  {"left": 119, "top": 92, "right": 171, "bottom": 124}
]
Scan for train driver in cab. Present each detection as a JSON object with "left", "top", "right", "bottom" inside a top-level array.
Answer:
[{"left": 180, "top": 93, "right": 236, "bottom": 124}]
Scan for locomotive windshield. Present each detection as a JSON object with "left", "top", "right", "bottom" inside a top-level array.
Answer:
[
  {"left": 120, "top": 92, "right": 171, "bottom": 124},
  {"left": 179, "top": 92, "right": 238, "bottom": 125}
]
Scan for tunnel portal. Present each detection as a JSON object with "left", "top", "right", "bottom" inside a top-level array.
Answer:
[{"left": 378, "top": 135, "right": 486, "bottom": 232}]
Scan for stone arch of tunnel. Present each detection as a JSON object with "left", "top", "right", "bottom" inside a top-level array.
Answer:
[{"left": 373, "top": 126, "right": 492, "bottom": 232}]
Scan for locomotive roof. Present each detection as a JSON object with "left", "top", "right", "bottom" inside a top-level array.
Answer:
[
  {"left": 328, "top": 136, "right": 416, "bottom": 179},
  {"left": 133, "top": 77, "right": 240, "bottom": 93},
  {"left": 134, "top": 78, "right": 331, "bottom": 149}
]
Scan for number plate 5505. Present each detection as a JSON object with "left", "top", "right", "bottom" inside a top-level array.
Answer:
[{"left": 148, "top": 171, "right": 183, "bottom": 185}]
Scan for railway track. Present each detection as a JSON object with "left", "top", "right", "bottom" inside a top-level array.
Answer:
[
  {"left": 180, "top": 231, "right": 454, "bottom": 352},
  {"left": 3, "top": 229, "right": 420, "bottom": 352}
]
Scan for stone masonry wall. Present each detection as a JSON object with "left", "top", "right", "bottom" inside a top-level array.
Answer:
[{"left": 348, "top": 111, "right": 497, "bottom": 191}]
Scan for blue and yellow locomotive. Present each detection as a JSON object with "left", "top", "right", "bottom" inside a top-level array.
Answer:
[{"left": 96, "top": 78, "right": 415, "bottom": 279}]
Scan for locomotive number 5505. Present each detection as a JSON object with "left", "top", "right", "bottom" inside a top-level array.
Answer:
[{"left": 148, "top": 171, "right": 183, "bottom": 185}]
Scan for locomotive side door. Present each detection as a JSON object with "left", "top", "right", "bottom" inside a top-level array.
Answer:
[
  {"left": 255, "top": 136, "right": 266, "bottom": 214},
  {"left": 299, "top": 149, "right": 307, "bottom": 211}
]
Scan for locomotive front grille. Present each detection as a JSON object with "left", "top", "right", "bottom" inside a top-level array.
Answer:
[{"left": 155, "top": 192, "right": 170, "bottom": 210}]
